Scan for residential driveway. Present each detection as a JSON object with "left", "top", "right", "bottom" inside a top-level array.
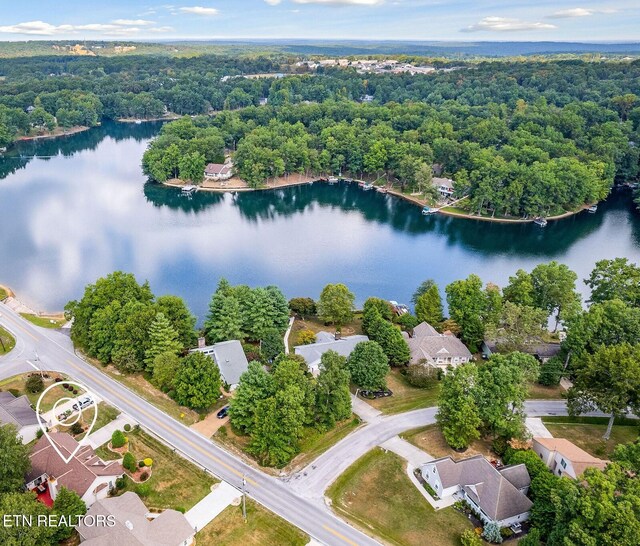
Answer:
[
  {"left": 190, "top": 411, "right": 229, "bottom": 438},
  {"left": 525, "top": 417, "right": 553, "bottom": 438},
  {"left": 350, "top": 394, "right": 382, "bottom": 423},
  {"left": 379, "top": 435, "right": 433, "bottom": 466},
  {"left": 185, "top": 481, "right": 241, "bottom": 532},
  {"left": 87, "top": 414, "right": 137, "bottom": 449}
]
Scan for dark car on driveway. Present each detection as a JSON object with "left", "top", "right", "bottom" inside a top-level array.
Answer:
[
  {"left": 216, "top": 405, "right": 230, "bottom": 419},
  {"left": 358, "top": 389, "right": 393, "bottom": 399}
]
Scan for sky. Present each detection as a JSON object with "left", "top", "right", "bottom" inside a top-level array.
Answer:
[{"left": 0, "top": 1, "right": 638, "bottom": 42}]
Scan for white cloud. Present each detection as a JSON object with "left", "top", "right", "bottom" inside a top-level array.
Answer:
[
  {"left": 264, "top": 0, "right": 282, "bottom": 5},
  {"left": 548, "top": 7, "right": 617, "bottom": 18},
  {"left": 0, "top": 19, "right": 173, "bottom": 36},
  {"left": 462, "top": 16, "right": 557, "bottom": 32},
  {"left": 179, "top": 6, "right": 220, "bottom": 16},
  {"left": 292, "top": 0, "right": 385, "bottom": 5}
]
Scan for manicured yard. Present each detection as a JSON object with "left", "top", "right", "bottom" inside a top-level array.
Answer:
[
  {"left": 0, "top": 372, "right": 76, "bottom": 412},
  {"left": 58, "top": 402, "right": 119, "bottom": 440},
  {"left": 542, "top": 416, "right": 639, "bottom": 458},
  {"left": 114, "top": 428, "right": 217, "bottom": 511},
  {"left": 20, "top": 313, "right": 67, "bottom": 329},
  {"left": 361, "top": 368, "right": 441, "bottom": 415},
  {"left": 526, "top": 382, "right": 565, "bottom": 400},
  {"left": 327, "top": 448, "right": 473, "bottom": 546},
  {"left": 288, "top": 313, "right": 364, "bottom": 351},
  {"left": 196, "top": 499, "right": 308, "bottom": 546},
  {"left": 0, "top": 326, "right": 15, "bottom": 354},
  {"left": 402, "top": 424, "right": 498, "bottom": 462}
]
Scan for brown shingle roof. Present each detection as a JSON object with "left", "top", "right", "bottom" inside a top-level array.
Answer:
[
  {"left": 533, "top": 437, "right": 609, "bottom": 475},
  {"left": 205, "top": 163, "right": 232, "bottom": 176},
  {"left": 27, "top": 433, "right": 123, "bottom": 497},
  {"left": 408, "top": 322, "right": 471, "bottom": 364}
]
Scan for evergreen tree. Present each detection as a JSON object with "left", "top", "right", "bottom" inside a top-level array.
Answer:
[
  {"left": 144, "top": 312, "right": 182, "bottom": 371},
  {"left": 260, "top": 328, "right": 285, "bottom": 363},
  {"left": 316, "top": 350, "right": 352, "bottom": 428},
  {"left": 0, "top": 424, "right": 31, "bottom": 494},
  {"left": 52, "top": 487, "right": 86, "bottom": 541},
  {"left": 414, "top": 284, "right": 443, "bottom": 325},
  {"left": 362, "top": 297, "right": 393, "bottom": 335},
  {"left": 229, "top": 361, "right": 274, "bottom": 434},
  {"left": 366, "top": 313, "right": 410, "bottom": 366},
  {"left": 174, "top": 352, "right": 221, "bottom": 409},
  {"left": 205, "top": 293, "right": 243, "bottom": 343},
  {"left": 151, "top": 351, "right": 181, "bottom": 392}
]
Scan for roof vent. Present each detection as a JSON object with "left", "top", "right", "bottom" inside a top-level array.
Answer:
[{"left": 125, "top": 520, "right": 133, "bottom": 530}]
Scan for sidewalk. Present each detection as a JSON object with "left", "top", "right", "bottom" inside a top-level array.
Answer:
[
  {"left": 87, "top": 414, "right": 137, "bottom": 449},
  {"left": 379, "top": 435, "right": 433, "bottom": 466},
  {"left": 185, "top": 481, "right": 242, "bottom": 532}
]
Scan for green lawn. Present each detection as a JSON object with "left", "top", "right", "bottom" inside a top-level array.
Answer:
[
  {"left": 0, "top": 326, "right": 15, "bottom": 354},
  {"left": 58, "top": 402, "right": 120, "bottom": 441},
  {"left": 526, "top": 382, "right": 565, "bottom": 400},
  {"left": 288, "top": 313, "right": 364, "bottom": 351},
  {"left": 196, "top": 499, "right": 308, "bottom": 546},
  {"left": 362, "top": 368, "right": 441, "bottom": 414},
  {"left": 114, "top": 428, "right": 217, "bottom": 512},
  {"left": 20, "top": 313, "right": 67, "bottom": 329},
  {"left": 327, "top": 448, "right": 474, "bottom": 546},
  {"left": 542, "top": 416, "right": 639, "bottom": 458},
  {"left": 0, "top": 287, "right": 8, "bottom": 300},
  {"left": 0, "top": 373, "right": 78, "bottom": 412}
]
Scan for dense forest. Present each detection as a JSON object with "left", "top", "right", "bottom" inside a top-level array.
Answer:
[{"left": 1, "top": 53, "right": 640, "bottom": 216}]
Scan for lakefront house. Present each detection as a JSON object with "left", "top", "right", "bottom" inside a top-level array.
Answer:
[{"left": 406, "top": 322, "right": 472, "bottom": 371}]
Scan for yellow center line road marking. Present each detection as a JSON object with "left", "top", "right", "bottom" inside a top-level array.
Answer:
[
  {"left": 3, "top": 314, "right": 38, "bottom": 341},
  {"left": 65, "top": 359, "right": 258, "bottom": 486},
  {"left": 322, "top": 525, "right": 360, "bottom": 546}
]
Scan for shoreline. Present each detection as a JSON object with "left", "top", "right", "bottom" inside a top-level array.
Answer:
[
  {"left": 16, "top": 125, "right": 91, "bottom": 143},
  {"left": 163, "top": 176, "right": 593, "bottom": 224},
  {"left": 117, "top": 115, "right": 180, "bottom": 123}
]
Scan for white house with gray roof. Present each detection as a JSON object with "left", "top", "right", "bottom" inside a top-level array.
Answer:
[
  {"left": 407, "top": 322, "right": 472, "bottom": 371},
  {"left": 294, "top": 332, "right": 369, "bottom": 375},
  {"left": 421, "top": 455, "right": 532, "bottom": 528},
  {"left": 190, "top": 340, "right": 249, "bottom": 390},
  {"left": 0, "top": 391, "right": 41, "bottom": 443}
]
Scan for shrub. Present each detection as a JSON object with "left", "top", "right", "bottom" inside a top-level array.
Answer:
[
  {"left": 296, "top": 329, "right": 316, "bottom": 345},
  {"left": 140, "top": 472, "right": 149, "bottom": 481},
  {"left": 460, "top": 529, "right": 483, "bottom": 546},
  {"left": 143, "top": 458, "right": 153, "bottom": 467},
  {"left": 72, "top": 389, "right": 78, "bottom": 395},
  {"left": 518, "top": 528, "right": 541, "bottom": 546},
  {"left": 404, "top": 364, "right": 438, "bottom": 388},
  {"left": 492, "top": 437, "right": 509, "bottom": 457},
  {"left": 70, "top": 422, "right": 84, "bottom": 435},
  {"left": 8, "top": 388, "right": 20, "bottom": 397},
  {"left": 217, "top": 425, "right": 227, "bottom": 437},
  {"left": 175, "top": 506, "right": 186, "bottom": 514},
  {"left": 538, "top": 356, "right": 563, "bottom": 386},
  {"left": 54, "top": 377, "right": 62, "bottom": 383},
  {"left": 482, "top": 522, "right": 503, "bottom": 544},
  {"left": 500, "top": 527, "right": 513, "bottom": 539},
  {"left": 135, "top": 483, "right": 151, "bottom": 497},
  {"left": 123, "top": 424, "right": 131, "bottom": 432},
  {"left": 25, "top": 375, "right": 44, "bottom": 394},
  {"left": 115, "top": 477, "right": 125, "bottom": 489},
  {"left": 138, "top": 460, "right": 145, "bottom": 468},
  {"left": 394, "top": 313, "right": 419, "bottom": 330},
  {"left": 62, "top": 383, "right": 69, "bottom": 389},
  {"left": 123, "top": 452, "right": 137, "bottom": 472},
  {"left": 111, "top": 430, "right": 126, "bottom": 449}
]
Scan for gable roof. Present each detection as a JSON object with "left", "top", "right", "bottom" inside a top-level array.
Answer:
[
  {"left": 191, "top": 340, "right": 249, "bottom": 386},
  {"left": 205, "top": 163, "right": 232, "bottom": 176},
  {"left": 498, "top": 464, "right": 531, "bottom": 491},
  {"left": 533, "top": 437, "right": 609, "bottom": 475},
  {"left": 430, "top": 455, "right": 532, "bottom": 521},
  {"left": 0, "top": 391, "right": 39, "bottom": 428},
  {"left": 27, "top": 433, "right": 123, "bottom": 497},
  {"left": 78, "top": 491, "right": 194, "bottom": 546},
  {"left": 408, "top": 322, "right": 471, "bottom": 363},
  {"left": 294, "top": 333, "right": 369, "bottom": 369}
]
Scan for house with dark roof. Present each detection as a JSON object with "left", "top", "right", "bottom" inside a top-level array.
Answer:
[
  {"left": 26, "top": 433, "right": 123, "bottom": 507},
  {"left": 421, "top": 455, "right": 532, "bottom": 528},
  {"left": 190, "top": 340, "right": 249, "bottom": 390},
  {"left": 77, "top": 491, "right": 194, "bottom": 546},
  {"left": 294, "top": 331, "right": 369, "bottom": 375},
  {"left": 0, "top": 391, "right": 40, "bottom": 443},
  {"left": 481, "top": 340, "right": 561, "bottom": 363},
  {"left": 533, "top": 437, "right": 609, "bottom": 479},
  {"left": 407, "top": 322, "right": 472, "bottom": 371}
]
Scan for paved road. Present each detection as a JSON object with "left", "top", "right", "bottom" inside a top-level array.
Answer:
[{"left": 0, "top": 304, "right": 379, "bottom": 546}]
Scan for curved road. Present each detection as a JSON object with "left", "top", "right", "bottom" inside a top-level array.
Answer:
[{"left": 0, "top": 303, "right": 591, "bottom": 545}]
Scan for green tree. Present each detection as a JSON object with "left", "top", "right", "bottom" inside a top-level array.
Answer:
[
  {"left": 517, "top": 528, "right": 541, "bottom": 546},
  {"left": 445, "top": 274, "right": 488, "bottom": 350},
  {"left": 347, "top": 341, "right": 389, "bottom": 390},
  {"left": 486, "top": 301, "right": 547, "bottom": 353},
  {"left": 537, "top": 356, "right": 563, "bottom": 386},
  {"left": 0, "top": 492, "right": 56, "bottom": 545},
  {"left": 362, "top": 297, "right": 393, "bottom": 334},
  {"left": 414, "top": 283, "right": 443, "bottom": 325},
  {"left": 317, "top": 283, "right": 355, "bottom": 327},
  {"left": 205, "top": 292, "right": 243, "bottom": 344},
  {"left": 460, "top": 529, "right": 484, "bottom": 546},
  {"left": 0, "top": 424, "right": 30, "bottom": 493},
  {"left": 316, "top": 350, "right": 352, "bottom": 428},
  {"left": 229, "top": 361, "right": 274, "bottom": 434},
  {"left": 178, "top": 151, "right": 206, "bottom": 183},
  {"left": 25, "top": 374, "right": 44, "bottom": 393},
  {"left": 174, "top": 352, "right": 221, "bottom": 409},
  {"left": 260, "top": 328, "right": 285, "bottom": 363},
  {"left": 366, "top": 312, "right": 410, "bottom": 366},
  {"left": 155, "top": 295, "right": 197, "bottom": 348},
  {"left": 52, "top": 487, "right": 86, "bottom": 541},
  {"left": 585, "top": 257, "right": 640, "bottom": 306},
  {"left": 288, "top": 297, "right": 316, "bottom": 318},
  {"left": 151, "top": 351, "right": 181, "bottom": 392},
  {"left": 505, "top": 450, "right": 550, "bottom": 480},
  {"left": 530, "top": 261, "right": 580, "bottom": 330},
  {"left": 503, "top": 269, "right": 535, "bottom": 307},
  {"left": 568, "top": 343, "right": 640, "bottom": 439},
  {"left": 144, "top": 312, "right": 182, "bottom": 371},
  {"left": 111, "top": 429, "right": 126, "bottom": 449},
  {"left": 613, "top": 439, "right": 640, "bottom": 473}
]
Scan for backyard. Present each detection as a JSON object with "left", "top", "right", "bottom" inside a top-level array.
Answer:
[
  {"left": 111, "top": 428, "right": 217, "bottom": 512},
  {"left": 287, "top": 313, "right": 364, "bottom": 352},
  {"left": 327, "top": 448, "right": 474, "bottom": 546},
  {"left": 196, "top": 499, "right": 308, "bottom": 546},
  {"left": 401, "top": 424, "right": 498, "bottom": 462},
  {"left": 542, "top": 416, "right": 639, "bottom": 458}
]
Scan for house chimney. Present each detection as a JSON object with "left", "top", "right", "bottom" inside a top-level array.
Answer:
[
  {"left": 48, "top": 476, "right": 58, "bottom": 501},
  {"left": 198, "top": 337, "right": 206, "bottom": 349}
]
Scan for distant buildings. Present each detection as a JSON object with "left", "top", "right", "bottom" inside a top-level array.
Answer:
[
  {"left": 481, "top": 340, "right": 561, "bottom": 363},
  {"left": 421, "top": 455, "right": 532, "bottom": 528},
  {"left": 406, "top": 322, "right": 472, "bottom": 371},
  {"left": 77, "top": 491, "right": 194, "bottom": 546},
  {"left": 204, "top": 163, "right": 233, "bottom": 181},
  {"left": 0, "top": 391, "right": 40, "bottom": 443},
  {"left": 26, "top": 432, "right": 123, "bottom": 507},
  {"left": 532, "top": 437, "right": 609, "bottom": 479},
  {"left": 294, "top": 331, "right": 369, "bottom": 375},
  {"left": 190, "top": 339, "right": 249, "bottom": 390}
]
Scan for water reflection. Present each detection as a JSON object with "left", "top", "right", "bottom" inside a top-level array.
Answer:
[{"left": 2, "top": 122, "right": 640, "bottom": 321}]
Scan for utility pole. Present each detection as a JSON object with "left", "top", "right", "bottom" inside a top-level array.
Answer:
[{"left": 242, "top": 475, "right": 247, "bottom": 521}]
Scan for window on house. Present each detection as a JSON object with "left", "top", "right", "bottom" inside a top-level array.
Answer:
[{"left": 560, "top": 459, "right": 567, "bottom": 469}]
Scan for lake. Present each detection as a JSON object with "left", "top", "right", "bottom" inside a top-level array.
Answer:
[{"left": 2, "top": 121, "right": 640, "bottom": 321}]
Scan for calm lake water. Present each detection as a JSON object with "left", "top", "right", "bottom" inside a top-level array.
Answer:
[{"left": 2, "top": 121, "right": 640, "bottom": 321}]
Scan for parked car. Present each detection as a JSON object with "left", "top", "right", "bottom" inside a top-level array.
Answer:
[
  {"left": 216, "top": 405, "right": 230, "bottom": 419},
  {"left": 72, "top": 396, "right": 94, "bottom": 411},
  {"left": 358, "top": 389, "right": 393, "bottom": 399}
]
